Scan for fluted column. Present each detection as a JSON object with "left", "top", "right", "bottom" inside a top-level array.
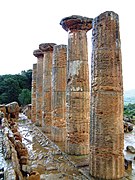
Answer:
[
  {"left": 90, "top": 11, "right": 124, "bottom": 179},
  {"left": 33, "top": 49, "right": 43, "bottom": 126},
  {"left": 39, "top": 43, "right": 56, "bottom": 133},
  {"left": 31, "top": 63, "right": 37, "bottom": 122},
  {"left": 60, "top": 15, "right": 93, "bottom": 155},
  {"left": 51, "top": 44, "right": 67, "bottom": 142}
]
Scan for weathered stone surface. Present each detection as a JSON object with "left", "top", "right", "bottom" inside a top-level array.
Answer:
[
  {"left": 60, "top": 15, "right": 92, "bottom": 155},
  {"left": 31, "top": 64, "right": 37, "bottom": 123},
  {"left": 2, "top": 116, "right": 30, "bottom": 179},
  {"left": 0, "top": 105, "right": 6, "bottom": 117},
  {"left": 6, "top": 101, "right": 20, "bottom": 119},
  {"left": 126, "top": 146, "right": 135, "bottom": 154},
  {"left": 51, "top": 45, "right": 67, "bottom": 142},
  {"left": 33, "top": 49, "right": 43, "bottom": 58},
  {"left": 125, "top": 159, "right": 132, "bottom": 171},
  {"left": 23, "top": 104, "right": 32, "bottom": 119},
  {"left": 39, "top": 43, "right": 56, "bottom": 131},
  {"left": 124, "top": 122, "right": 133, "bottom": 132},
  {"left": 28, "top": 171, "right": 40, "bottom": 180},
  {"left": 89, "top": 11, "right": 124, "bottom": 179},
  {"left": 39, "top": 43, "right": 56, "bottom": 52},
  {"left": 60, "top": 15, "right": 93, "bottom": 32},
  {"left": 11, "top": 142, "right": 24, "bottom": 179},
  {"left": 33, "top": 49, "right": 43, "bottom": 126}
]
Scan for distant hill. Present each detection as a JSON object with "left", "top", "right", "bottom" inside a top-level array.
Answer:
[{"left": 124, "top": 89, "right": 135, "bottom": 104}]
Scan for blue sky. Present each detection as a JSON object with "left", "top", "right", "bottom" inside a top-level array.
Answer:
[{"left": 0, "top": 0, "right": 134, "bottom": 91}]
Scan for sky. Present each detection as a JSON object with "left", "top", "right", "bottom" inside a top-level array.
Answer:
[{"left": 0, "top": 0, "right": 134, "bottom": 91}]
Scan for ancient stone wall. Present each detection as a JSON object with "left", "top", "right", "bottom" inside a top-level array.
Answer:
[
  {"left": 31, "top": 63, "right": 37, "bottom": 122},
  {"left": 60, "top": 15, "right": 93, "bottom": 155},
  {"left": 89, "top": 11, "right": 124, "bottom": 179},
  {"left": 51, "top": 44, "right": 67, "bottom": 142}
]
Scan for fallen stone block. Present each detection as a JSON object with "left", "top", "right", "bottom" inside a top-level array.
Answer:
[
  {"left": 18, "top": 147, "right": 28, "bottom": 158},
  {"left": 124, "top": 122, "right": 133, "bottom": 132},
  {"left": 28, "top": 171, "right": 40, "bottom": 180},
  {"left": 124, "top": 159, "right": 132, "bottom": 171},
  {"left": 19, "top": 156, "right": 28, "bottom": 165},
  {"left": 126, "top": 146, "right": 135, "bottom": 153}
]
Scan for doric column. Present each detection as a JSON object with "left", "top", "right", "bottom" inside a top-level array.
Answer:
[
  {"left": 90, "top": 11, "right": 124, "bottom": 179},
  {"left": 31, "top": 63, "right": 37, "bottom": 122},
  {"left": 51, "top": 44, "right": 67, "bottom": 142},
  {"left": 39, "top": 43, "right": 56, "bottom": 133},
  {"left": 33, "top": 49, "right": 43, "bottom": 126},
  {"left": 60, "top": 15, "right": 93, "bottom": 155}
]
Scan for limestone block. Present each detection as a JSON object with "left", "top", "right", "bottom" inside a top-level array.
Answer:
[
  {"left": 6, "top": 101, "right": 20, "bottom": 119},
  {"left": 28, "top": 171, "right": 40, "bottom": 180},
  {"left": 0, "top": 105, "right": 6, "bottom": 117}
]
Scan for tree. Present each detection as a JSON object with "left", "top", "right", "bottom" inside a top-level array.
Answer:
[
  {"left": 18, "top": 89, "right": 31, "bottom": 106},
  {"left": 21, "top": 69, "right": 32, "bottom": 90},
  {"left": 124, "top": 103, "right": 135, "bottom": 118},
  {"left": 0, "top": 69, "right": 32, "bottom": 105},
  {"left": 0, "top": 77, "right": 21, "bottom": 104}
]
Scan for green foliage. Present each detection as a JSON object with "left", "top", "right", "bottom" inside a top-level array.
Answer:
[
  {"left": 0, "top": 69, "right": 32, "bottom": 105},
  {"left": 124, "top": 103, "right": 135, "bottom": 118},
  {"left": 18, "top": 89, "right": 31, "bottom": 106},
  {"left": 21, "top": 70, "right": 32, "bottom": 90}
]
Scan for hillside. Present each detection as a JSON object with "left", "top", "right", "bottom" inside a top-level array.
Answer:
[{"left": 124, "top": 89, "right": 135, "bottom": 104}]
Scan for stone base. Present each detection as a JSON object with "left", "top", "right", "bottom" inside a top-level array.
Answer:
[
  {"left": 65, "top": 142, "right": 89, "bottom": 155},
  {"left": 51, "top": 126, "right": 66, "bottom": 142},
  {"left": 89, "top": 154, "right": 124, "bottom": 179},
  {"left": 41, "top": 125, "right": 51, "bottom": 133}
]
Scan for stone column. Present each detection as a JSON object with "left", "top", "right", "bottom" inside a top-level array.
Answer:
[
  {"left": 90, "top": 11, "right": 124, "bottom": 179},
  {"left": 33, "top": 49, "right": 43, "bottom": 126},
  {"left": 39, "top": 43, "right": 56, "bottom": 133},
  {"left": 60, "top": 15, "right": 93, "bottom": 155},
  {"left": 51, "top": 44, "right": 67, "bottom": 142},
  {"left": 31, "top": 63, "right": 37, "bottom": 122}
]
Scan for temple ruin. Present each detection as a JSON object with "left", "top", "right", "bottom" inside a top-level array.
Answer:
[{"left": 32, "top": 11, "right": 125, "bottom": 179}]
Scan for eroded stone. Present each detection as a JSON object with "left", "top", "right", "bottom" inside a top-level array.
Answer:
[{"left": 90, "top": 11, "right": 124, "bottom": 179}]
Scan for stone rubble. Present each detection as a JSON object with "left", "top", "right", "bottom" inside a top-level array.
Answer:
[
  {"left": 124, "top": 122, "right": 133, "bottom": 132},
  {"left": 126, "top": 146, "right": 135, "bottom": 154}
]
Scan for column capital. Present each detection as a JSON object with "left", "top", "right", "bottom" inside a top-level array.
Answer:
[
  {"left": 39, "top": 43, "right": 56, "bottom": 52},
  {"left": 33, "top": 49, "right": 43, "bottom": 58},
  {"left": 60, "top": 15, "right": 93, "bottom": 32}
]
